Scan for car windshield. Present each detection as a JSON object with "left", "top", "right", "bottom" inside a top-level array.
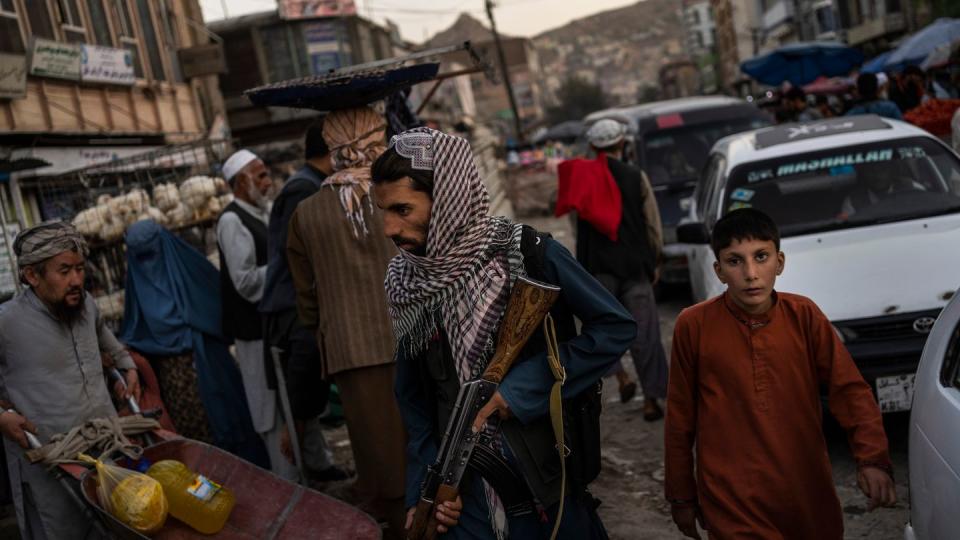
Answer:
[
  {"left": 724, "top": 137, "right": 960, "bottom": 236},
  {"left": 642, "top": 118, "right": 769, "bottom": 186}
]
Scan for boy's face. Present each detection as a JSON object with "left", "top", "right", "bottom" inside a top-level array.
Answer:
[{"left": 713, "top": 237, "right": 784, "bottom": 315}]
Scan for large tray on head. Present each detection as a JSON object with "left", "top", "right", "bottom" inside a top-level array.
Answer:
[{"left": 244, "top": 63, "right": 439, "bottom": 111}]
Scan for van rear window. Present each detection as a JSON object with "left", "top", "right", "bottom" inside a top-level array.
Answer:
[{"left": 642, "top": 118, "right": 768, "bottom": 186}]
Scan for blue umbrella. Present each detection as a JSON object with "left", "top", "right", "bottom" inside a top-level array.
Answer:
[
  {"left": 861, "top": 51, "right": 892, "bottom": 74},
  {"left": 741, "top": 41, "right": 864, "bottom": 86},
  {"left": 884, "top": 18, "right": 960, "bottom": 71}
]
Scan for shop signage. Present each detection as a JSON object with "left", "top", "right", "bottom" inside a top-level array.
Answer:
[
  {"left": 81, "top": 44, "right": 135, "bottom": 85},
  {"left": 0, "top": 53, "right": 27, "bottom": 99},
  {"left": 29, "top": 38, "right": 81, "bottom": 80},
  {"left": 304, "top": 20, "right": 345, "bottom": 74},
  {"left": 279, "top": 0, "right": 357, "bottom": 19},
  {"left": 178, "top": 43, "right": 227, "bottom": 78}
]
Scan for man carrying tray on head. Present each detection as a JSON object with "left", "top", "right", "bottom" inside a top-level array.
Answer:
[{"left": 0, "top": 221, "right": 140, "bottom": 540}]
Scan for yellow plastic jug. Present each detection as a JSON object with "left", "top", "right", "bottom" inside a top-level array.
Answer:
[{"left": 146, "top": 460, "right": 235, "bottom": 534}]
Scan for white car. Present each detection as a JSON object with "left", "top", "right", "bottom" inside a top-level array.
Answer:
[
  {"left": 678, "top": 115, "right": 960, "bottom": 413},
  {"left": 905, "top": 289, "right": 960, "bottom": 540}
]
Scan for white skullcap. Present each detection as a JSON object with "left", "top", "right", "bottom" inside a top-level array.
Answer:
[
  {"left": 586, "top": 119, "right": 626, "bottom": 148},
  {"left": 222, "top": 149, "right": 259, "bottom": 182},
  {"left": 875, "top": 72, "right": 889, "bottom": 87}
]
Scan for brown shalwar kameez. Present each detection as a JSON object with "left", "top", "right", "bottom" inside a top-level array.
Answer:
[{"left": 665, "top": 292, "right": 892, "bottom": 540}]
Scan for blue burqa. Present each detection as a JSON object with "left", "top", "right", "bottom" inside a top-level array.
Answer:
[{"left": 119, "top": 220, "right": 269, "bottom": 467}]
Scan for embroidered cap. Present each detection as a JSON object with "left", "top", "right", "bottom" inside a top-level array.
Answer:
[
  {"left": 389, "top": 131, "right": 434, "bottom": 171},
  {"left": 586, "top": 119, "right": 627, "bottom": 149}
]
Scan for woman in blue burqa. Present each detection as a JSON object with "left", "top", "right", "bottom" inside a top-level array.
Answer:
[{"left": 120, "top": 219, "right": 269, "bottom": 467}]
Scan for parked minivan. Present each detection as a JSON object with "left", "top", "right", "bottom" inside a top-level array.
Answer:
[
  {"left": 679, "top": 115, "right": 960, "bottom": 412},
  {"left": 584, "top": 96, "right": 770, "bottom": 285}
]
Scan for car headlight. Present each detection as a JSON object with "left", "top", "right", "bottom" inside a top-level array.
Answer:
[{"left": 832, "top": 324, "right": 857, "bottom": 344}]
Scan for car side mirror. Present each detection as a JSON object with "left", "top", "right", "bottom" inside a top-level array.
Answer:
[{"left": 677, "top": 222, "right": 710, "bottom": 244}]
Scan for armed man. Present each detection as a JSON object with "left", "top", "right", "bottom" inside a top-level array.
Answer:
[
  {"left": 0, "top": 221, "right": 140, "bottom": 540},
  {"left": 371, "top": 127, "right": 637, "bottom": 539}
]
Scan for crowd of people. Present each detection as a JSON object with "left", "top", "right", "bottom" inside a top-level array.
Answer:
[
  {"left": 0, "top": 105, "right": 901, "bottom": 540},
  {"left": 775, "top": 64, "right": 957, "bottom": 124}
]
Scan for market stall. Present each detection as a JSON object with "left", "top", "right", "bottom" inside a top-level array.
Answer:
[{"left": 17, "top": 138, "right": 234, "bottom": 329}]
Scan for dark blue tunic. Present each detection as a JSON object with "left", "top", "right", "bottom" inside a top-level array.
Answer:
[{"left": 395, "top": 237, "right": 636, "bottom": 539}]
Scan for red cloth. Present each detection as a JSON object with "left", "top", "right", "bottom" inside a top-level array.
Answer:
[{"left": 555, "top": 152, "right": 622, "bottom": 241}]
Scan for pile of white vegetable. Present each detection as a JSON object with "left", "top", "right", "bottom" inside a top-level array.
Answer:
[
  {"left": 95, "top": 289, "right": 125, "bottom": 320},
  {"left": 72, "top": 176, "right": 232, "bottom": 242}
]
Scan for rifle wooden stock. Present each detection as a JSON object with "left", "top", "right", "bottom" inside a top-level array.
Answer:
[
  {"left": 481, "top": 276, "right": 561, "bottom": 384},
  {"left": 407, "top": 497, "right": 434, "bottom": 540},
  {"left": 407, "top": 484, "right": 461, "bottom": 540}
]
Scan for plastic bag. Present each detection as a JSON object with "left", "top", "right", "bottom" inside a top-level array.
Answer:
[{"left": 79, "top": 454, "right": 168, "bottom": 534}]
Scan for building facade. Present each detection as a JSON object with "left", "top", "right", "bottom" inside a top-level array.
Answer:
[
  {"left": 683, "top": 0, "right": 719, "bottom": 93},
  {"left": 840, "top": 0, "right": 927, "bottom": 53},
  {"left": 712, "top": 0, "right": 761, "bottom": 95},
  {"left": 209, "top": 10, "right": 405, "bottom": 151},
  {"left": 424, "top": 14, "right": 545, "bottom": 139},
  {"left": 0, "top": 0, "right": 225, "bottom": 223}
]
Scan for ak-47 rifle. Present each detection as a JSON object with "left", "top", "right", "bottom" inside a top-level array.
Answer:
[{"left": 407, "top": 275, "right": 561, "bottom": 540}]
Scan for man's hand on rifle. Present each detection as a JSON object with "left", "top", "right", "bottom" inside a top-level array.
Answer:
[
  {"left": 472, "top": 391, "right": 512, "bottom": 433},
  {"left": 405, "top": 496, "right": 464, "bottom": 534},
  {"left": 0, "top": 409, "right": 37, "bottom": 449},
  {"left": 113, "top": 368, "right": 142, "bottom": 403}
]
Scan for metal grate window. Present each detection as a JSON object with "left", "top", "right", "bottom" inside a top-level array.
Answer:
[
  {"left": 0, "top": 5, "right": 24, "bottom": 54},
  {"left": 86, "top": 0, "right": 114, "bottom": 46},
  {"left": 113, "top": 0, "right": 144, "bottom": 78},
  {"left": 134, "top": 0, "right": 166, "bottom": 81},
  {"left": 57, "top": 0, "right": 87, "bottom": 43},
  {"left": 24, "top": 0, "right": 56, "bottom": 39}
]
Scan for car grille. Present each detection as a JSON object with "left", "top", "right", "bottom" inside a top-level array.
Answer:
[{"left": 835, "top": 309, "right": 942, "bottom": 343}]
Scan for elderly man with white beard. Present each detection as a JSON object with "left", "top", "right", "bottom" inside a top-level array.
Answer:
[{"left": 216, "top": 149, "right": 296, "bottom": 480}]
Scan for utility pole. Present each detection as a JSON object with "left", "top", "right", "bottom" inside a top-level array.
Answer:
[{"left": 485, "top": 0, "right": 524, "bottom": 143}]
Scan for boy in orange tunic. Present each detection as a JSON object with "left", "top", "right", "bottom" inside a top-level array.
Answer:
[{"left": 664, "top": 208, "right": 896, "bottom": 539}]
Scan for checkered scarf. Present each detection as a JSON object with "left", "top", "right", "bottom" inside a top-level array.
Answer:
[
  {"left": 384, "top": 128, "right": 524, "bottom": 382},
  {"left": 383, "top": 127, "right": 522, "bottom": 540}
]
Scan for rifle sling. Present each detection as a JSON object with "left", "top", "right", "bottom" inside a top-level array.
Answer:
[{"left": 543, "top": 313, "right": 567, "bottom": 540}]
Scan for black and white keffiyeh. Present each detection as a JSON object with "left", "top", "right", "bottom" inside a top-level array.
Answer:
[
  {"left": 384, "top": 127, "right": 525, "bottom": 382},
  {"left": 383, "top": 128, "right": 525, "bottom": 537}
]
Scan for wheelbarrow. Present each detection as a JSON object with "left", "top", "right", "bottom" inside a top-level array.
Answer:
[
  {"left": 21, "top": 369, "right": 381, "bottom": 539},
  {"left": 79, "top": 437, "right": 382, "bottom": 539}
]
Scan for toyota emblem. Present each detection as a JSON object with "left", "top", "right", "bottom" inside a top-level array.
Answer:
[{"left": 913, "top": 317, "right": 936, "bottom": 334}]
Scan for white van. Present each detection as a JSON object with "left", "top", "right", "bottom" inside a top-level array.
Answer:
[{"left": 678, "top": 115, "right": 960, "bottom": 412}]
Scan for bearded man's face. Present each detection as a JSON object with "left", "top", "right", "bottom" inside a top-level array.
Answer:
[
  {"left": 373, "top": 177, "right": 433, "bottom": 256},
  {"left": 24, "top": 250, "right": 86, "bottom": 321}
]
